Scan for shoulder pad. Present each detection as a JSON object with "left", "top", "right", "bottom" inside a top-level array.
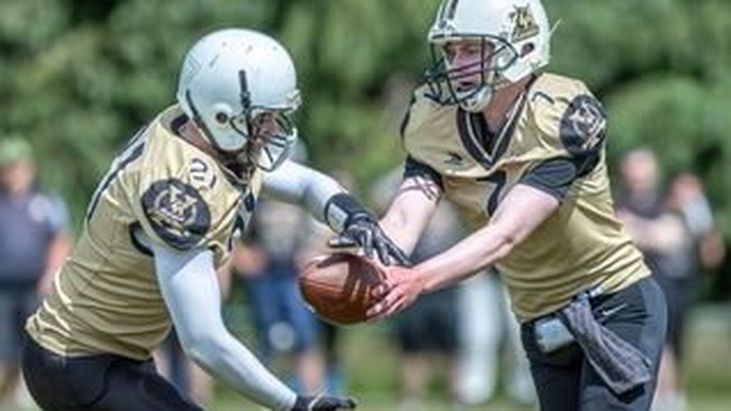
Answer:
[
  {"left": 140, "top": 177, "right": 212, "bottom": 250},
  {"left": 402, "top": 85, "right": 490, "bottom": 177},
  {"left": 528, "top": 74, "right": 607, "bottom": 157},
  {"left": 401, "top": 84, "right": 451, "bottom": 140},
  {"left": 137, "top": 122, "right": 240, "bottom": 252}
]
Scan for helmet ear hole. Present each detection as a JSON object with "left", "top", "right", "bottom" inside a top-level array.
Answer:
[
  {"left": 215, "top": 112, "right": 229, "bottom": 124},
  {"left": 521, "top": 43, "right": 535, "bottom": 57}
]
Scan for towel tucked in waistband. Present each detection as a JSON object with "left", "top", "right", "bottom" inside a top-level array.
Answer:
[{"left": 558, "top": 293, "right": 652, "bottom": 395}]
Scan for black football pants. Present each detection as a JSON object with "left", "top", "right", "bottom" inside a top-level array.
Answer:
[
  {"left": 520, "top": 277, "right": 667, "bottom": 411},
  {"left": 22, "top": 335, "right": 204, "bottom": 411}
]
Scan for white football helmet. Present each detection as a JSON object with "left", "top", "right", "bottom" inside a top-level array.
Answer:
[
  {"left": 177, "top": 28, "right": 301, "bottom": 171},
  {"left": 425, "top": 0, "right": 550, "bottom": 112}
]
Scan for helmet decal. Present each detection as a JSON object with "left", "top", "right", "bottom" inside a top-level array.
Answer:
[
  {"left": 424, "top": 0, "right": 551, "bottom": 112},
  {"left": 238, "top": 69, "right": 251, "bottom": 112},
  {"left": 510, "top": 5, "right": 540, "bottom": 42}
]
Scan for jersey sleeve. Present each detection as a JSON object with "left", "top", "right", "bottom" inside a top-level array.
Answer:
[
  {"left": 136, "top": 156, "right": 241, "bottom": 259},
  {"left": 402, "top": 155, "right": 444, "bottom": 190},
  {"left": 521, "top": 81, "right": 608, "bottom": 200},
  {"left": 138, "top": 177, "right": 214, "bottom": 251}
]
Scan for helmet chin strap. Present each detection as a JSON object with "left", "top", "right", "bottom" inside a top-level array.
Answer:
[
  {"left": 185, "top": 90, "right": 220, "bottom": 150},
  {"left": 459, "top": 85, "right": 493, "bottom": 112},
  {"left": 181, "top": 91, "right": 258, "bottom": 181}
]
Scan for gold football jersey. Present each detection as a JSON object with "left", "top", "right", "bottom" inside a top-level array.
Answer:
[
  {"left": 402, "top": 73, "right": 650, "bottom": 322},
  {"left": 26, "top": 106, "right": 261, "bottom": 360}
]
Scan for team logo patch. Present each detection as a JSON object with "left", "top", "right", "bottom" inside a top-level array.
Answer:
[
  {"left": 510, "top": 5, "right": 540, "bottom": 42},
  {"left": 559, "top": 95, "right": 607, "bottom": 156},
  {"left": 141, "top": 179, "right": 211, "bottom": 249}
]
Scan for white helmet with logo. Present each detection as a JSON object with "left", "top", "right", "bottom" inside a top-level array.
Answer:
[
  {"left": 177, "top": 28, "right": 301, "bottom": 171},
  {"left": 425, "top": 0, "right": 550, "bottom": 112}
]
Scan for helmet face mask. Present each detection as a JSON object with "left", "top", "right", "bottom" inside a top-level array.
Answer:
[
  {"left": 424, "top": 0, "right": 550, "bottom": 112},
  {"left": 426, "top": 36, "right": 519, "bottom": 112},
  {"left": 231, "top": 105, "right": 300, "bottom": 171},
  {"left": 177, "top": 28, "right": 301, "bottom": 172}
]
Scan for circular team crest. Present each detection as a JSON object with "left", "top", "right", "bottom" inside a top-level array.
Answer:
[
  {"left": 559, "top": 94, "right": 607, "bottom": 156},
  {"left": 141, "top": 179, "right": 211, "bottom": 249}
]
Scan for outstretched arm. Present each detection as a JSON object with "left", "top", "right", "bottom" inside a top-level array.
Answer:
[
  {"left": 261, "top": 159, "right": 345, "bottom": 224},
  {"left": 377, "top": 174, "right": 442, "bottom": 257},
  {"left": 368, "top": 183, "right": 559, "bottom": 321},
  {"left": 153, "top": 243, "right": 297, "bottom": 411},
  {"left": 153, "top": 242, "right": 357, "bottom": 411},
  {"left": 418, "top": 184, "right": 558, "bottom": 292},
  {"left": 262, "top": 159, "right": 408, "bottom": 265}
]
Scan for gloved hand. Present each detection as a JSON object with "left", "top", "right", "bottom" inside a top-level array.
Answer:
[
  {"left": 291, "top": 394, "right": 357, "bottom": 411},
  {"left": 324, "top": 193, "right": 410, "bottom": 266},
  {"left": 328, "top": 214, "right": 410, "bottom": 266}
]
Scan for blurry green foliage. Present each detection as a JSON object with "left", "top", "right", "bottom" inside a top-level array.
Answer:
[{"left": 0, "top": 0, "right": 729, "bottom": 245}]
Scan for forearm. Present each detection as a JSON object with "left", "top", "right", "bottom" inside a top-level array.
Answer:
[
  {"left": 377, "top": 175, "right": 443, "bottom": 256},
  {"left": 621, "top": 213, "right": 685, "bottom": 251},
  {"left": 417, "top": 184, "right": 558, "bottom": 293},
  {"left": 416, "top": 224, "right": 512, "bottom": 292},
  {"left": 183, "top": 331, "right": 295, "bottom": 411},
  {"left": 378, "top": 208, "right": 424, "bottom": 256},
  {"left": 38, "top": 233, "right": 71, "bottom": 294},
  {"left": 153, "top": 244, "right": 296, "bottom": 411},
  {"left": 43, "top": 232, "right": 71, "bottom": 277},
  {"left": 262, "top": 160, "right": 348, "bottom": 230}
]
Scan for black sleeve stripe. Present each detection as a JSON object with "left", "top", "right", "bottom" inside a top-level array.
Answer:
[
  {"left": 399, "top": 95, "right": 417, "bottom": 140},
  {"left": 128, "top": 222, "right": 153, "bottom": 257},
  {"left": 403, "top": 155, "right": 444, "bottom": 190},
  {"left": 519, "top": 157, "right": 580, "bottom": 201},
  {"left": 575, "top": 144, "right": 602, "bottom": 177}
]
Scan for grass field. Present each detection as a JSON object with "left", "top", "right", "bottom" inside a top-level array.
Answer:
[
  {"left": 8, "top": 306, "right": 731, "bottom": 411},
  {"left": 210, "top": 304, "right": 731, "bottom": 411}
]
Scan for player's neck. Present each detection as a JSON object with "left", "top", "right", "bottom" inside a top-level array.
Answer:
[
  {"left": 179, "top": 119, "right": 256, "bottom": 180},
  {"left": 481, "top": 77, "right": 532, "bottom": 129},
  {"left": 179, "top": 120, "right": 225, "bottom": 162}
]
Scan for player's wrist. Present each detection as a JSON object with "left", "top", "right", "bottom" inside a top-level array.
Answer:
[
  {"left": 291, "top": 394, "right": 357, "bottom": 411},
  {"left": 324, "top": 193, "right": 374, "bottom": 233},
  {"left": 411, "top": 261, "right": 442, "bottom": 294}
]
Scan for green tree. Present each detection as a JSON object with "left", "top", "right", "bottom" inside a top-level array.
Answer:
[{"left": 1, "top": 0, "right": 729, "bottom": 250}]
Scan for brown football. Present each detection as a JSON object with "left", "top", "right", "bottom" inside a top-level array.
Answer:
[{"left": 298, "top": 253, "right": 386, "bottom": 325}]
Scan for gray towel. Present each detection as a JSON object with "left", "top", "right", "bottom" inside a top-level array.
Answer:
[{"left": 558, "top": 294, "right": 651, "bottom": 395}]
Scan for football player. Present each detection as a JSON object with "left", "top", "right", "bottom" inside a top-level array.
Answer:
[
  {"left": 22, "top": 29, "right": 405, "bottom": 411},
  {"left": 357, "top": 1, "right": 667, "bottom": 410}
]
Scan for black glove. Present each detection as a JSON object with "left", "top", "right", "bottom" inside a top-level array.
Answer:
[
  {"left": 292, "top": 394, "right": 357, "bottom": 411},
  {"left": 328, "top": 215, "right": 410, "bottom": 266},
  {"left": 325, "top": 194, "right": 410, "bottom": 266}
]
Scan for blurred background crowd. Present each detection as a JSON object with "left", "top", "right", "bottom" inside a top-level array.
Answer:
[{"left": 1, "top": 1, "right": 730, "bottom": 410}]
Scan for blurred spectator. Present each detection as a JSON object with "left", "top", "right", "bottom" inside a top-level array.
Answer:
[
  {"left": 234, "top": 197, "right": 325, "bottom": 393},
  {"left": 617, "top": 149, "right": 726, "bottom": 411},
  {"left": 0, "top": 137, "right": 70, "bottom": 408},
  {"left": 617, "top": 148, "right": 664, "bottom": 225},
  {"left": 455, "top": 272, "right": 535, "bottom": 407},
  {"left": 666, "top": 174, "right": 725, "bottom": 271}
]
